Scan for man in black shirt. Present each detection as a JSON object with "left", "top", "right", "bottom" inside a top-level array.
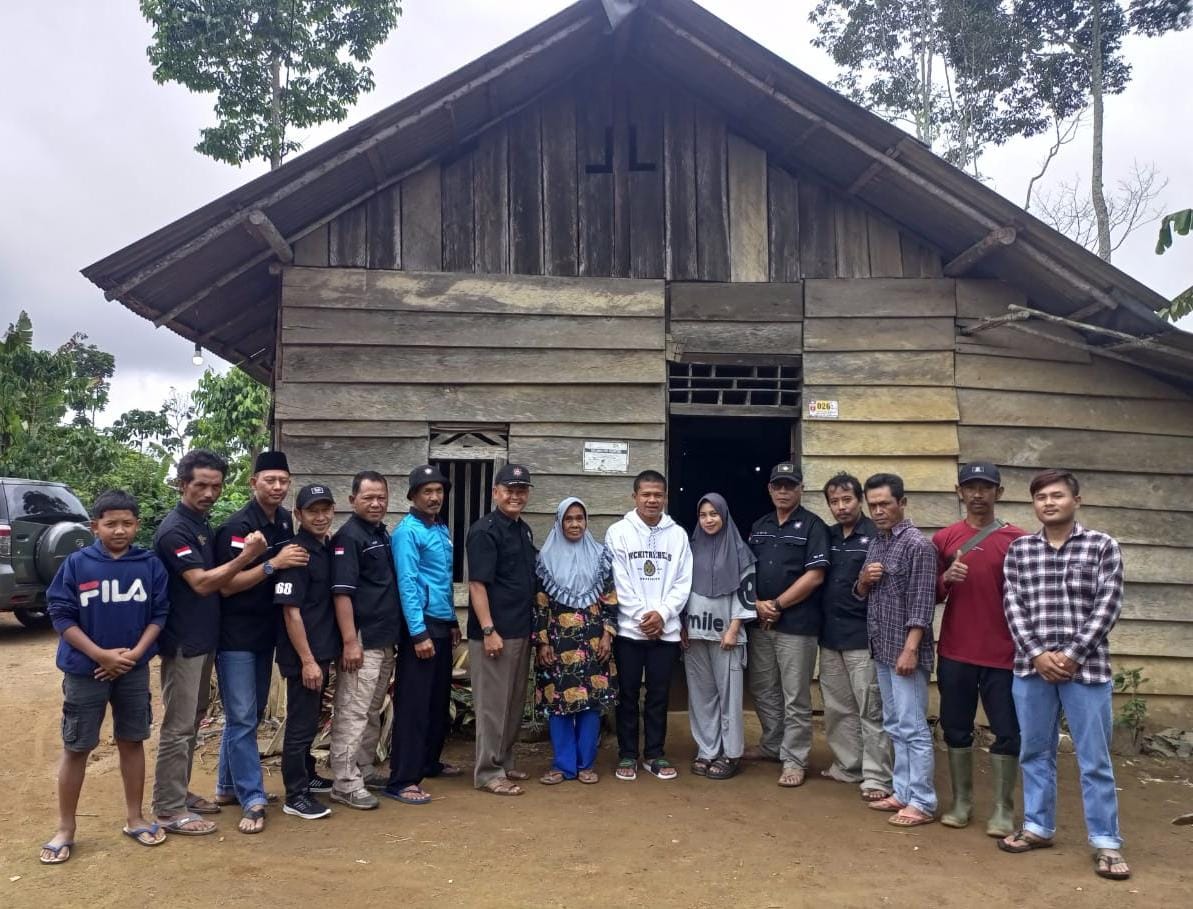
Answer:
[
  {"left": 328, "top": 470, "right": 401, "bottom": 810},
  {"left": 818, "top": 472, "right": 893, "bottom": 802},
  {"left": 466, "top": 463, "right": 537, "bottom": 796},
  {"left": 152, "top": 450, "right": 266, "bottom": 837},
  {"left": 274, "top": 484, "right": 341, "bottom": 821},
  {"left": 211, "top": 450, "right": 307, "bottom": 835},
  {"left": 744, "top": 462, "right": 830, "bottom": 788}
]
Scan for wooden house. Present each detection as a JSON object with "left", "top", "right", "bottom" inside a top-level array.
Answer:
[{"left": 84, "top": 0, "right": 1193, "bottom": 723}]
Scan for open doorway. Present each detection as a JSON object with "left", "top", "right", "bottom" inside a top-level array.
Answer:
[{"left": 667, "top": 416, "right": 795, "bottom": 534}]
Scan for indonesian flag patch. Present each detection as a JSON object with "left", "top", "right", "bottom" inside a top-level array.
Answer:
[
  {"left": 174, "top": 545, "right": 193, "bottom": 558},
  {"left": 230, "top": 536, "right": 246, "bottom": 550},
  {"left": 334, "top": 546, "right": 345, "bottom": 556}
]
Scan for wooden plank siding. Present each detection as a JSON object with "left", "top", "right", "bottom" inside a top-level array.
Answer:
[{"left": 955, "top": 285, "right": 1193, "bottom": 722}]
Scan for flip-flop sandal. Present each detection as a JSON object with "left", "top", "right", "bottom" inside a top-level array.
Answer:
[
  {"left": 1093, "top": 850, "right": 1131, "bottom": 880},
  {"left": 186, "top": 794, "right": 222, "bottom": 815},
  {"left": 160, "top": 813, "right": 217, "bottom": 836},
  {"left": 387, "top": 786, "right": 432, "bottom": 805},
  {"left": 577, "top": 769, "right": 599, "bottom": 784},
  {"left": 866, "top": 796, "right": 907, "bottom": 812},
  {"left": 862, "top": 789, "right": 894, "bottom": 802},
  {"left": 889, "top": 808, "right": 936, "bottom": 827},
  {"left": 615, "top": 759, "right": 637, "bottom": 781},
  {"left": 238, "top": 806, "right": 266, "bottom": 835},
  {"left": 39, "top": 841, "right": 74, "bottom": 865},
  {"left": 436, "top": 763, "right": 464, "bottom": 777},
  {"left": 505, "top": 770, "right": 530, "bottom": 781},
  {"left": 997, "top": 830, "right": 1054, "bottom": 853},
  {"left": 122, "top": 823, "right": 166, "bottom": 847},
  {"left": 481, "top": 779, "right": 524, "bottom": 796},
  {"left": 539, "top": 770, "right": 566, "bottom": 786}
]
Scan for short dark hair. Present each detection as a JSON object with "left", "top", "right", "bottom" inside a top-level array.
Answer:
[
  {"left": 864, "top": 472, "right": 906, "bottom": 500},
  {"left": 633, "top": 469, "right": 667, "bottom": 492},
  {"left": 351, "top": 470, "right": 388, "bottom": 495},
  {"left": 177, "top": 449, "right": 228, "bottom": 485},
  {"left": 91, "top": 489, "right": 139, "bottom": 519},
  {"left": 823, "top": 472, "right": 862, "bottom": 501},
  {"left": 1029, "top": 468, "right": 1080, "bottom": 497}
]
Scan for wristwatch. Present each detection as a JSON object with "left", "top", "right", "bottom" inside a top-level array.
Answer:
[
  {"left": 262, "top": 560, "right": 275, "bottom": 577},
  {"left": 482, "top": 625, "right": 496, "bottom": 636}
]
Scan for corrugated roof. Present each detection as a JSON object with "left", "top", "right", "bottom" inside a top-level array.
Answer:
[{"left": 82, "top": 0, "right": 1193, "bottom": 384}]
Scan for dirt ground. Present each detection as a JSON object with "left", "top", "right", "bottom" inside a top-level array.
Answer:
[{"left": 1, "top": 616, "right": 1190, "bottom": 909}]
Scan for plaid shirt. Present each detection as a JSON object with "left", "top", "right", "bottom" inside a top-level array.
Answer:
[
  {"left": 857, "top": 519, "right": 937, "bottom": 672},
  {"left": 1002, "top": 522, "right": 1124, "bottom": 684}
]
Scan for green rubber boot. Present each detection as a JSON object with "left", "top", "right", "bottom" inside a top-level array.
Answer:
[
  {"left": 941, "top": 747, "right": 973, "bottom": 828},
  {"left": 986, "top": 753, "right": 1018, "bottom": 838}
]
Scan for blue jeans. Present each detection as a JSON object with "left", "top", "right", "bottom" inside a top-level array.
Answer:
[
  {"left": 549, "top": 710, "right": 601, "bottom": 778},
  {"left": 1013, "top": 674, "right": 1122, "bottom": 849},
  {"left": 215, "top": 650, "right": 273, "bottom": 809},
  {"left": 875, "top": 663, "right": 936, "bottom": 815}
]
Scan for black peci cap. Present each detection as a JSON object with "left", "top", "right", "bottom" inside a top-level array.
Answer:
[
  {"left": 254, "top": 450, "right": 290, "bottom": 473},
  {"left": 958, "top": 461, "right": 1001, "bottom": 485},
  {"left": 494, "top": 463, "right": 533, "bottom": 487},
  {"left": 406, "top": 464, "right": 450, "bottom": 499},
  {"left": 768, "top": 462, "right": 802, "bottom": 485},
  {"left": 295, "top": 483, "right": 335, "bottom": 509}
]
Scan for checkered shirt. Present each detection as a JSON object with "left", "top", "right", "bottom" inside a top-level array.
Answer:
[
  {"left": 859, "top": 519, "right": 937, "bottom": 672},
  {"left": 1002, "top": 522, "right": 1124, "bottom": 684}
]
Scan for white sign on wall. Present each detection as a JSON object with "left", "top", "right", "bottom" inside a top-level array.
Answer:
[
  {"left": 583, "top": 440, "right": 629, "bottom": 474},
  {"left": 806, "top": 399, "right": 840, "bottom": 420}
]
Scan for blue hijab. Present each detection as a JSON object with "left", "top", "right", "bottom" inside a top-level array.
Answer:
[{"left": 536, "top": 497, "right": 608, "bottom": 608}]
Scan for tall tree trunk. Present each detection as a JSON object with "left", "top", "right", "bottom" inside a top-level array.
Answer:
[
  {"left": 270, "top": 54, "right": 282, "bottom": 171},
  {"left": 1090, "top": 0, "right": 1112, "bottom": 260}
]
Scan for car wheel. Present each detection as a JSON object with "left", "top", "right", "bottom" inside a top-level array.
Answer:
[
  {"left": 34, "top": 522, "right": 93, "bottom": 585},
  {"left": 13, "top": 607, "right": 51, "bottom": 629}
]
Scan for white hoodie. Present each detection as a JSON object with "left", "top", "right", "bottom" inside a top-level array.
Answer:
[{"left": 605, "top": 509, "right": 693, "bottom": 642}]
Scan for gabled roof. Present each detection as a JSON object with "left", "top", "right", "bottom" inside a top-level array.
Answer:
[{"left": 82, "top": 0, "right": 1193, "bottom": 383}]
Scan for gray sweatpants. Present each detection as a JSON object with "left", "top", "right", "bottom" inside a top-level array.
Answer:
[
  {"left": 153, "top": 652, "right": 210, "bottom": 817},
  {"left": 684, "top": 640, "right": 746, "bottom": 760},
  {"left": 471, "top": 637, "right": 531, "bottom": 788},
  {"left": 819, "top": 646, "right": 893, "bottom": 793},
  {"left": 747, "top": 627, "right": 818, "bottom": 770}
]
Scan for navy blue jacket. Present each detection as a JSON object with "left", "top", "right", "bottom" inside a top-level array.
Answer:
[{"left": 47, "top": 541, "right": 170, "bottom": 675}]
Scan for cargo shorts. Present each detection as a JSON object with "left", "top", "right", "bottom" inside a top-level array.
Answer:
[{"left": 61, "top": 662, "right": 152, "bottom": 752}]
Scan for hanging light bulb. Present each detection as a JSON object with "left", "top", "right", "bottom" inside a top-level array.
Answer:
[{"left": 192, "top": 342, "right": 204, "bottom": 366}]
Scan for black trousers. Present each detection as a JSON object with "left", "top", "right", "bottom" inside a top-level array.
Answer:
[
  {"left": 388, "top": 634, "right": 453, "bottom": 790},
  {"left": 937, "top": 655, "right": 1021, "bottom": 756},
  {"left": 614, "top": 637, "right": 680, "bottom": 761},
  {"left": 282, "top": 664, "right": 330, "bottom": 800}
]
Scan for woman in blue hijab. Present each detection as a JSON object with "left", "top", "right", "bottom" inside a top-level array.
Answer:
[{"left": 533, "top": 497, "right": 618, "bottom": 784}]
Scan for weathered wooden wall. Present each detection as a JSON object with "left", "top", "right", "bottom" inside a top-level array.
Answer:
[
  {"left": 274, "top": 267, "right": 665, "bottom": 542},
  {"left": 291, "top": 66, "right": 942, "bottom": 284},
  {"left": 956, "top": 280, "right": 1193, "bottom": 725}
]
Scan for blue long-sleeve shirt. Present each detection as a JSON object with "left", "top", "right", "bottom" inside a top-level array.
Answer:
[
  {"left": 392, "top": 511, "right": 455, "bottom": 642},
  {"left": 47, "top": 541, "right": 170, "bottom": 675}
]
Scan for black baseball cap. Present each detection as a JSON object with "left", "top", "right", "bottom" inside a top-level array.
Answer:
[
  {"left": 958, "top": 461, "right": 1001, "bottom": 485},
  {"left": 495, "top": 463, "right": 533, "bottom": 487},
  {"left": 407, "top": 464, "right": 450, "bottom": 499},
  {"left": 295, "top": 483, "right": 335, "bottom": 509},
  {"left": 768, "top": 462, "right": 802, "bottom": 485}
]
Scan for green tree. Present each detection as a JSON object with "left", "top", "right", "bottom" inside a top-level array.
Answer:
[
  {"left": 189, "top": 367, "right": 272, "bottom": 523},
  {"left": 1156, "top": 208, "right": 1193, "bottom": 321},
  {"left": 141, "top": 0, "right": 403, "bottom": 169},
  {"left": 1, "top": 312, "right": 81, "bottom": 456}
]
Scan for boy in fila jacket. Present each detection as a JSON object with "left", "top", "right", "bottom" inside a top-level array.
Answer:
[{"left": 40, "top": 490, "right": 170, "bottom": 864}]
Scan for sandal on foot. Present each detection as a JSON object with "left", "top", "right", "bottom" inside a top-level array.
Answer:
[
  {"left": 186, "top": 794, "right": 222, "bottom": 815},
  {"left": 997, "top": 830, "right": 1054, "bottom": 853},
  {"left": 540, "top": 770, "right": 566, "bottom": 786},
  {"left": 238, "top": 805, "right": 266, "bottom": 835},
  {"left": 866, "top": 796, "right": 907, "bottom": 813},
  {"left": 122, "top": 823, "right": 166, "bottom": 847},
  {"left": 435, "top": 762, "right": 464, "bottom": 777},
  {"left": 1093, "top": 850, "right": 1131, "bottom": 880},
  {"left": 505, "top": 769, "right": 530, "bottom": 782},
  {"left": 577, "top": 769, "right": 599, "bottom": 784},
  {"left": 615, "top": 759, "right": 638, "bottom": 781},
  {"left": 862, "top": 788, "right": 894, "bottom": 802},
  {"left": 778, "top": 767, "right": 806, "bottom": 788},
  {"left": 159, "top": 813, "right": 217, "bottom": 836},
  {"left": 39, "top": 841, "right": 74, "bottom": 865},
  {"left": 707, "top": 757, "right": 740, "bottom": 780},
  {"left": 215, "top": 791, "right": 279, "bottom": 807},
  {"left": 382, "top": 785, "right": 432, "bottom": 805},
  {"left": 691, "top": 758, "right": 710, "bottom": 777},
  {"left": 889, "top": 807, "right": 936, "bottom": 827},
  {"left": 481, "top": 778, "right": 524, "bottom": 796},
  {"left": 643, "top": 758, "right": 678, "bottom": 780}
]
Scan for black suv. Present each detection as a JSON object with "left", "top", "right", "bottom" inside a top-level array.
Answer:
[{"left": 0, "top": 479, "right": 94, "bottom": 627}]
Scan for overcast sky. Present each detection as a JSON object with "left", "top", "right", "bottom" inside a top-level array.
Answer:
[{"left": 2, "top": 0, "right": 1190, "bottom": 423}]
